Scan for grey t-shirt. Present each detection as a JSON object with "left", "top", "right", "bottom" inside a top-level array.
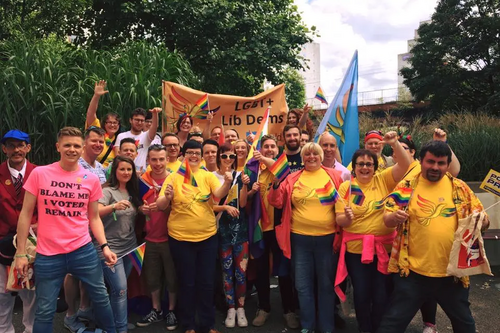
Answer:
[{"left": 94, "top": 187, "right": 137, "bottom": 260}]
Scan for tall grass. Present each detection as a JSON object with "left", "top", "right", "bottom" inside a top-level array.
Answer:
[
  {"left": 359, "top": 112, "right": 500, "bottom": 181},
  {"left": 0, "top": 37, "right": 198, "bottom": 165}
]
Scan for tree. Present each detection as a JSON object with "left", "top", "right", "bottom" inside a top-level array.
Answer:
[
  {"left": 0, "top": 0, "right": 90, "bottom": 40},
  {"left": 400, "top": 0, "right": 500, "bottom": 114},
  {"left": 280, "top": 67, "right": 306, "bottom": 109},
  {"left": 76, "top": 0, "right": 315, "bottom": 96}
]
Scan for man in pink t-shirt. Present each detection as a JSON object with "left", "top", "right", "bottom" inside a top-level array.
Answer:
[
  {"left": 14, "top": 127, "right": 117, "bottom": 333},
  {"left": 136, "top": 145, "right": 178, "bottom": 330}
]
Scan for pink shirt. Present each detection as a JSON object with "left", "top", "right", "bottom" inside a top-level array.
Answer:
[
  {"left": 23, "top": 162, "right": 102, "bottom": 255},
  {"left": 144, "top": 177, "right": 169, "bottom": 243}
]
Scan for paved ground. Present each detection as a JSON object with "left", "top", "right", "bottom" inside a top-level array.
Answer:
[{"left": 12, "top": 266, "right": 500, "bottom": 332}]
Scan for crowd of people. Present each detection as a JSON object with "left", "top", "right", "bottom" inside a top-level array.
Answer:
[{"left": 0, "top": 81, "right": 490, "bottom": 333}]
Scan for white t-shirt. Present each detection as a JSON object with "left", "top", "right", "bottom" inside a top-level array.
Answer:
[{"left": 115, "top": 130, "right": 153, "bottom": 172}]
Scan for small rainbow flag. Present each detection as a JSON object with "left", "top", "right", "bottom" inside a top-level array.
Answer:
[
  {"left": 195, "top": 93, "right": 209, "bottom": 111},
  {"left": 268, "top": 153, "right": 290, "bottom": 182},
  {"left": 177, "top": 160, "right": 198, "bottom": 187},
  {"left": 386, "top": 187, "right": 413, "bottom": 207},
  {"left": 316, "top": 181, "right": 339, "bottom": 205},
  {"left": 124, "top": 242, "right": 146, "bottom": 275},
  {"left": 315, "top": 87, "right": 328, "bottom": 105},
  {"left": 350, "top": 184, "right": 365, "bottom": 206}
]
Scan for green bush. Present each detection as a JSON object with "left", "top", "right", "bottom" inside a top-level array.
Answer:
[
  {"left": 0, "top": 37, "right": 198, "bottom": 165},
  {"left": 359, "top": 112, "right": 500, "bottom": 181}
]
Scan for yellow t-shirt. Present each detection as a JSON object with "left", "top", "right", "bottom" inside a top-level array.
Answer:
[
  {"left": 159, "top": 168, "right": 221, "bottom": 242},
  {"left": 335, "top": 168, "right": 397, "bottom": 253},
  {"left": 403, "top": 160, "right": 421, "bottom": 180},
  {"left": 291, "top": 168, "right": 336, "bottom": 236},
  {"left": 406, "top": 175, "right": 457, "bottom": 277},
  {"left": 347, "top": 155, "right": 391, "bottom": 175},
  {"left": 259, "top": 168, "right": 275, "bottom": 232},
  {"left": 145, "top": 159, "right": 182, "bottom": 174},
  {"left": 86, "top": 118, "right": 116, "bottom": 168}
]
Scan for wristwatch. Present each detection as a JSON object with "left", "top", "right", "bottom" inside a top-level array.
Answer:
[{"left": 101, "top": 243, "right": 109, "bottom": 250}]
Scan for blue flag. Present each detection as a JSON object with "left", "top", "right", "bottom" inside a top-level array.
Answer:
[{"left": 314, "top": 50, "right": 359, "bottom": 166}]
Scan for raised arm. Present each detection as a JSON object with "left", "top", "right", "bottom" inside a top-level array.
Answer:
[
  {"left": 297, "top": 103, "right": 311, "bottom": 129},
  {"left": 203, "top": 111, "right": 214, "bottom": 140},
  {"left": 86, "top": 80, "right": 109, "bottom": 128},
  {"left": 148, "top": 107, "right": 161, "bottom": 142},
  {"left": 433, "top": 128, "right": 461, "bottom": 177},
  {"left": 385, "top": 131, "right": 411, "bottom": 182}
]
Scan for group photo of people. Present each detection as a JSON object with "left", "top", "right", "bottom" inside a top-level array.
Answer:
[{"left": 0, "top": 78, "right": 492, "bottom": 333}]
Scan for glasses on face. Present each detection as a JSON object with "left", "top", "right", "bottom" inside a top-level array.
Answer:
[
  {"left": 185, "top": 151, "right": 201, "bottom": 157},
  {"left": 221, "top": 154, "right": 237, "bottom": 160},
  {"left": 164, "top": 143, "right": 179, "bottom": 149},
  {"left": 356, "top": 162, "right": 374, "bottom": 168},
  {"left": 132, "top": 118, "right": 145, "bottom": 123},
  {"left": 105, "top": 121, "right": 119, "bottom": 126},
  {"left": 145, "top": 120, "right": 153, "bottom": 124},
  {"left": 5, "top": 142, "right": 27, "bottom": 149}
]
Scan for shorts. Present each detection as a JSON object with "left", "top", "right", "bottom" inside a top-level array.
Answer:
[{"left": 143, "top": 240, "right": 178, "bottom": 293}]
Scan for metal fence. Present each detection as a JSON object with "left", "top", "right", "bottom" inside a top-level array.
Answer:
[{"left": 306, "top": 87, "right": 413, "bottom": 109}]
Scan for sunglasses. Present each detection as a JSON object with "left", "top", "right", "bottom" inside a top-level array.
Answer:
[{"left": 221, "top": 154, "right": 237, "bottom": 160}]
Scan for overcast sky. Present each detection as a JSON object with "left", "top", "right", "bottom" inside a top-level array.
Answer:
[{"left": 295, "top": 0, "right": 439, "bottom": 100}]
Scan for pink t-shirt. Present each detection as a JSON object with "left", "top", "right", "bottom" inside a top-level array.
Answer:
[
  {"left": 23, "top": 162, "right": 102, "bottom": 255},
  {"left": 144, "top": 177, "right": 169, "bottom": 243}
]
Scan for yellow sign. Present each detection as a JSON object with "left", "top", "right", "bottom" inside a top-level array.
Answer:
[
  {"left": 162, "top": 81, "right": 288, "bottom": 144},
  {"left": 480, "top": 169, "right": 500, "bottom": 198}
]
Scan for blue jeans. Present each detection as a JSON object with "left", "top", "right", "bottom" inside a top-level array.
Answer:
[
  {"left": 291, "top": 233, "right": 335, "bottom": 332},
  {"left": 33, "top": 242, "right": 115, "bottom": 333},
  {"left": 169, "top": 235, "right": 218, "bottom": 333},
  {"left": 345, "top": 252, "right": 392, "bottom": 333},
  {"left": 377, "top": 271, "right": 475, "bottom": 333},
  {"left": 101, "top": 256, "right": 133, "bottom": 333}
]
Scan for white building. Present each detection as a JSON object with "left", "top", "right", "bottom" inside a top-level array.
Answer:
[
  {"left": 299, "top": 42, "right": 321, "bottom": 109},
  {"left": 397, "top": 20, "right": 431, "bottom": 99}
]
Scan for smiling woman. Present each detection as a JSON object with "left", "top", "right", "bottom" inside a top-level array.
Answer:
[{"left": 267, "top": 142, "right": 343, "bottom": 333}]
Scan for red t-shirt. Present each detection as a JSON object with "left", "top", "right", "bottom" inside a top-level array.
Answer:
[
  {"left": 24, "top": 162, "right": 102, "bottom": 255},
  {"left": 144, "top": 177, "right": 169, "bottom": 243}
]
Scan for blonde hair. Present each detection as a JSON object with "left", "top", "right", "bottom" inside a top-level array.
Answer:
[
  {"left": 57, "top": 127, "right": 82, "bottom": 140},
  {"left": 300, "top": 142, "right": 324, "bottom": 162}
]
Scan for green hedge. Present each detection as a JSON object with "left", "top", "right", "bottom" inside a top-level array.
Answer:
[
  {"left": 359, "top": 112, "right": 500, "bottom": 181},
  {"left": 0, "top": 37, "right": 198, "bottom": 165}
]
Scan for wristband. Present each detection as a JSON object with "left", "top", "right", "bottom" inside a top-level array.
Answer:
[
  {"left": 14, "top": 254, "right": 30, "bottom": 259},
  {"left": 101, "top": 243, "right": 109, "bottom": 250}
]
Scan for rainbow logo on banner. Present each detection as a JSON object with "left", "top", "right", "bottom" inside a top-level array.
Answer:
[
  {"left": 315, "top": 87, "right": 328, "bottom": 105},
  {"left": 124, "top": 242, "right": 146, "bottom": 275},
  {"left": 268, "top": 153, "right": 290, "bottom": 182},
  {"left": 195, "top": 93, "right": 209, "bottom": 111},
  {"left": 316, "top": 181, "right": 339, "bottom": 205},
  {"left": 350, "top": 184, "right": 365, "bottom": 206},
  {"left": 385, "top": 187, "right": 413, "bottom": 207},
  {"left": 177, "top": 160, "right": 198, "bottom": 187}
]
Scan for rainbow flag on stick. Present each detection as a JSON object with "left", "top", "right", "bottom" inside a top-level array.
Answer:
[
  {"left": 316, "top": 181, "right": 339, "bottom": 205},
  {"left": 315, "top": 87, "right": 328, "bottom": 105},
  {"left": 177, "top": 160, "right": 198, "bottom": 187},
  {"left": 244, "top": 107, "right": 270, "bottom": 169},
  {"left": 195, "top": 93, "right": 209, "bottom": 111},
  {"left": 119, "top": 242, "right": 146, "bottom": 275},
  {"left": 385, "top": 187, "right": 413, "bottom": 207},
  {"left": 350, "top": 184, "right": 365, "bottom": 206},
  {"left": 268, "top": 153, "right": 290, "bottom": 182}
]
